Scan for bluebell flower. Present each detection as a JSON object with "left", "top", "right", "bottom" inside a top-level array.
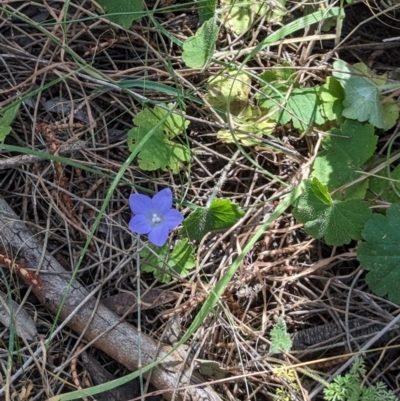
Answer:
[{"left": 129, "top": 188, "right": 183, "bottom": 246}]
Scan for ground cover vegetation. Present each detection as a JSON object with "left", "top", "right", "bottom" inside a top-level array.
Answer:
[{"left": 1, "top": 0, "right": 400, "bottom": 400}]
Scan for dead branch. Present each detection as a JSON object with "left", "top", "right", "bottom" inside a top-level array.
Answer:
[{"left": 0, "top": 140, "right": 87, "bottom": 170}]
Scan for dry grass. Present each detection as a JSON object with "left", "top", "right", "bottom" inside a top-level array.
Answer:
[{"left": 1, "top": 0, "right": 400, "bottom": 400}]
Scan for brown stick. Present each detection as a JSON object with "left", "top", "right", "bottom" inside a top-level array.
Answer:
[
  {"left": 0, "top": 140, "right": 86, "bottom": 170},
  {"left": 0, "top": 197, "right": 221, "bottom": 401}
]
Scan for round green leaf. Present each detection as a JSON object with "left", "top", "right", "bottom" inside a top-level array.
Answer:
[{"left": 357, "top": 204, "right": 400, "bottom": 304}]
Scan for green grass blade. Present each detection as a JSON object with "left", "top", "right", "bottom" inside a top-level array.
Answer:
[{"left": 242, "top": 8, "right": 343, "bottom": 64}]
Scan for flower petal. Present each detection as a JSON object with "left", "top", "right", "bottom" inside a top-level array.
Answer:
[
  {"left": 129, "top": 215, "right": 152, "bottom": 234},
  {"left": 148, "top": 225, "right": 169, "bottom": 247},
  {"left": 152, "top": 188, "right": 172, "bottom": 214},
  {"left": 164, "top": 209, "right": 183, "bottom": 230},
  {"left": 129, "top": 194, "right": 152, "bottom": 215}
]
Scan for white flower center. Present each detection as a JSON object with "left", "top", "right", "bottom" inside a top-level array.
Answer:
[{"left": 151, "top": 213, "right": 161, "bottom": 224}]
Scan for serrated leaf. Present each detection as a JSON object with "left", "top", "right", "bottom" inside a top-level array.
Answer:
[
  {"left": 357, "top": 204, "right": 400, "bottom": 304},
  {"left": 333, "top": 60, "right": 386, "bottom": 129},
  {"left": 183, "top": 199, "right": 244, "bottom": 241},
  {"left": 134, "top": 106, "right": 189, "bottom": 138},
  {"left": 259, "top": 86, "right": 325, "bottom": 131},
  {"left": 97, "top": 0, "right": 143, "bottom": 28},
  {"left": 312, "top": 120, "right": 378, "bottom": 200},
  {"left": 133, "top": 106, "right": 189, "bottom": 133},
  {"left": 129, "top": 128, "right": 190, "bottom": 173},
  {"left": 182, "top": 19, "right": 219, "bottom": 69},
  {"left": 210, "top": 199, "right": 245, "bottom": 228},
  {"left": 293, "top": 178, "right": 372, "bottom": 246},
  {"left": 127, "top": 127, "right": 167, "bottom": 171},
  {"left": 127, "top": 106, "right": 190, "bottom": 173},
  {"left": 269, "top": 318, "right": 292, "bottom": 354},
  {"left": 140, "top": 239, "right": 196, "bottom": 283},
  {"left": 205, "top": 70, "right": 251, "bottom": 116}
]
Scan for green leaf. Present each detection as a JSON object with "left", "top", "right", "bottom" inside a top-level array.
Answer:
[
  {"left": 128, "top": 126, "right": 190, "bottom": 173},
  {"left": 267, "top": 0, "right": 287, "bottom": 21},
  {"left": 183, "top": 199, "right": 244, "bottom": 241},
  {"left": 221, "top": 0, "right": 286, "bottom": 34},
  {"left": 134, "top": 106, "right": 189, "bottom": 138},
  {"left": 217, "top": 105, "right": 276, "bottom": 145},
  {"left": 133, "top": 106, "right": 189, "bottom": 134},
  {"left": 333, "top": 60, "right": 386, "bottom": 129},
  {"left": 128, "top": 126, "right": 169, "bottom": 171},
  {"left": 182, "top": 19, "right": 219, "bottom": 69},
  {"left": 259, "top": 62, "right": 296, "bottom": 85},
  {"left": 205, "top": 69, "right": 251, "bottom": 115},
  {"left": 293, "top": 178, "right": 372, "bottom": 246},
  {"left": 127, "top": 106, "right": 190, "bottom": 173},
  {"left": 96, "top": 0, "right": 143, "bottom": 28},
  {"left": 311, "top": 177, "right": 332, "bottom": 204},
  {"left": 357, "top": 204, "right": 400, "bottom": 304},
  {"left": 221, "top": 0, "right": 251, "bottom": 34},
  {"left": 168, "top": 239, "right": 197, "bottom": 277},
  {"left": 0, "top": 102, "right": 21, "bottom": 142},
  {"left": 318, "top": 77, "right": 345, "bottom": 122},
  {"left": 210, "top": 199, "right": 245, "bottom": 228},
  {"left": 366, "top": 163, "right": 400, "bottom": 204},
  {"left": 0, "top": 126, "right": 11, "bottom": 141},
  {"left": 140, "top": 239, "right": 196, "bottom": 283},
  {"left": 382, "top": 98, "right": 400, "bottom": 130},
  {"left": 259, "top": 86, "right": 325, "bottom": 131},
  {"left": 312, "top": 120, "right": 377, "bottom": 200},
  {"left": 269, "top": 318, "right": 292, "bottom": 354},
  {"left": 197, "top": 360, "right": 230, "bottom": 380},
  {"left": 198, "top": 0, "right": 217, "bottom": 24},
  {"left": 326, "top": 363, "right": 387, "bottom": 401}
]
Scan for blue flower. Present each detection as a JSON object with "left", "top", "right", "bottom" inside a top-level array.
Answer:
[{"left": 129, "top": 188, "right": 183, "bottom": 246}]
